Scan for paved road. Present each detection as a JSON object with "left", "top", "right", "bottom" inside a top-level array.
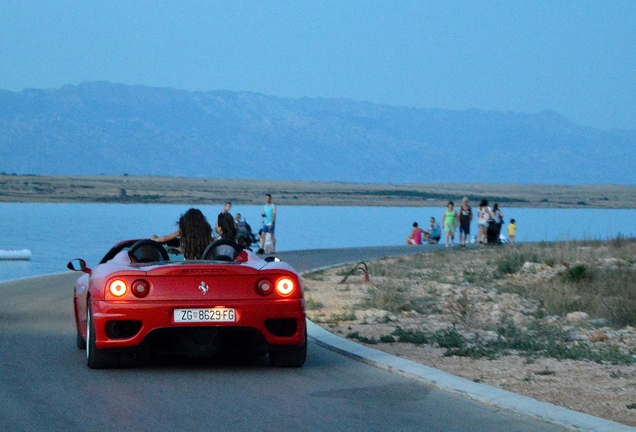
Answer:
[{"left": 0, "top": 247, "right": 568, "bottom": 431}]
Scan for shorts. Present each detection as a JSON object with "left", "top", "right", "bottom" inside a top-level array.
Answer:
[
  {"left": 460, "top": 222, "right": 470, "bottom": 235},
  {"left": 262, "top": 222, "right": 275, "bottom": 234}
]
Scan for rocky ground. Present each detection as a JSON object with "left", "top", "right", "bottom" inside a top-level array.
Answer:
[{"left": 302, "top": 244, "right": 636, "bottom": 427}]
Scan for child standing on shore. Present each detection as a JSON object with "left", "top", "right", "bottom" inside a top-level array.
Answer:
[{"left": 507, "top": 219, "right": 517, "bottom": 248}]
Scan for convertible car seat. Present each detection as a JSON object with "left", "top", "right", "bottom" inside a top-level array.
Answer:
[{"left": 128, "top": 239, "right": 170, "bottom": 263}]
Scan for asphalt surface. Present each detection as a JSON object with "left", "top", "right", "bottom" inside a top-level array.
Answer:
[{"left": 0, "top": 246, "right": 571, "bottom": 432}]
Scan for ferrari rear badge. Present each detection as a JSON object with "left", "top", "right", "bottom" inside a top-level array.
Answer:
[{"left": 198, "top": 281, "right": 209, "bottom": 295}]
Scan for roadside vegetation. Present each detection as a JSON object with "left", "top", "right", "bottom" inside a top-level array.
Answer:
[{"left": 304, "top": 237, "right": 636, "bottom": 364}]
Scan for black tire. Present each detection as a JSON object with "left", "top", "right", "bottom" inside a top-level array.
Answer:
[
  {"left": 86, "top": 302, "right": 121, "bottom": 369},
  {"left": 75, "top": 304, "right": 86, "bottom": 350},
  {"left": 76, "top": 321, "right": 87, "bottom": 350},
  {"left": 269, "top": 340, "right": 307, "bottom": 368}
]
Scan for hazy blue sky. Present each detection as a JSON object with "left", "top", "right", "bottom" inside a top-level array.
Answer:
[{"left": 1, "top": 1, "right": 634, "bottom": 130}]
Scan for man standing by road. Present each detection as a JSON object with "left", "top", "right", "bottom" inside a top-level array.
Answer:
[
  {"left": 261, "top": 193, "right": 277, "bottom": 253},
  {"left": 215, "top": 201, "right": 233, "bottom": 237}
]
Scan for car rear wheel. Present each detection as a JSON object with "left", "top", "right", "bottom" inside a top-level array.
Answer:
[
  {"left": 75, "top": 304, "right": 86, "bottom": 350},
  {"left": 76, "top": 321, "right": 87, "bottom": 350},
  {"left": 269, "top": 335, "right": 307, "bottom": 368},
  {"left": 86, "top": 302, "right": 121, "bottom": 369}
]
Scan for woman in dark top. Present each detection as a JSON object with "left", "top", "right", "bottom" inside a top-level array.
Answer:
[
  {"left": 491, "top": 203, "right": 504, "bottom": 243},
  {"left": 458, "top": 197, "right": 472, "bottom": 247},
  {"left": 216, "top": 211, "right": 237, "bottom": 241}
]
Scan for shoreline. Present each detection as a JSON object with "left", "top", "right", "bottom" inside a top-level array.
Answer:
[{"left": 1, "top": 174, "right": 635, "bottom": 208}]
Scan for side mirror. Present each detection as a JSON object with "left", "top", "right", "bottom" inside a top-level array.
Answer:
[{"left": 67, "top": 259, "right": 91, "bottom": 274}]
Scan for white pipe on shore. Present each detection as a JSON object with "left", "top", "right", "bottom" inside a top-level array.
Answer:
[{"left": 0, "top": 249, "right": 32, "bottom": 260}]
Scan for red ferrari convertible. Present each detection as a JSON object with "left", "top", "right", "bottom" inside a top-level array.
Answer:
[{"left": 67, "top": 239, "right": 306, "bottom": 369}]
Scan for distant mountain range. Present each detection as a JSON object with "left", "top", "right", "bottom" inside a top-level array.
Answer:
[{"left": 1, "top": 81, "right": 634, "bottom": 184}]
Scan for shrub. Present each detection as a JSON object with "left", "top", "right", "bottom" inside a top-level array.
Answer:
[
  {"left": 594, "top": 268, "right": 636, "bottom": 327},
  {"left": 610, "top": 232, "right": 629, "bottom": 249},
  {"left": 362, "top": 282, "right": 411, "bottom": 313},
  {"left": 303, "top": 271, "right": 325, "bottom": 281},
  {"left": 326, "top": 311, "right": 357, "bottom": 323},
  {"left": 347, "top": 331, "right": 378, "bottom": 344},
  {"left": 434, "top": 327, "right": 465, "bottom": 349},
  {"left": 305, "top": 298, "right": 324, "bottom": 310},
  {"left": 409, "top": 297, "right": 437, "bottom": 314},
  {"left": 560, "top": 265, "right": 587, "bottom": 283},
  {"left": 463, "top": 267, "right": 493, "bottom": 284},
  {"left": 495, "top": 250, "right": 538, "bottom": 275},
  {"left": 391, "top": 327, "right": 429, "bottom": 344}
]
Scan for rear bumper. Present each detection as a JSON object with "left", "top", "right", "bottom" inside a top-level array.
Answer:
[{"left": 91, "top": 299, "right": 306, "bottom": 352}]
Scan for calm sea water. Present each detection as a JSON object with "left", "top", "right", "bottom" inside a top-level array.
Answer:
[{"left": 1, "top": 202, "right": 635, "bottom": 282}]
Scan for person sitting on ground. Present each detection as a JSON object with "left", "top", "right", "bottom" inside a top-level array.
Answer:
[
  {"left": 406, "top": 222, "right": 426, "bottom": 245},
  {"left": 152, "top": 208, "right": 213, "bottom": 260},
  {"left": 427, "top": 217, "right": 442, "bottom": 244},
  {"left": 235, "top": 215, "right": 257, "bottom": 249},
  {"left": 256, "top": 226, "right": 265, "bottom": 254}
]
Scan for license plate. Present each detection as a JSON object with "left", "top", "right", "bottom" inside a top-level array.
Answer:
[{"left": 174, "top": 308, "right": 236, "bottom": 323}]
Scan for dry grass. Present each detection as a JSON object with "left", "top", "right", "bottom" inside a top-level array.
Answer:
[
  {"left": 357, "top": 239, "right": 636, "bottom": 327},
  {"left": 2, "top": 174, "right": 636, "bottom": 207},
  {"left": 305, "top": 237, "right": 636, "bottom": 358},
  {"left": 490, "top": 240, "right": 636, "bottom": 326},
  {"left": 302, "top": 238, "right": 636, "bottom": 426}
]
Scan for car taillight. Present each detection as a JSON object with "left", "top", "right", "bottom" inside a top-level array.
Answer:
[
  {"left": 276, "top": 277, "right": 294, "bottom": 296},
  {"left": 109, "top": 279, "right": 127, "bottom": 297},
  {"left": 131, "top": 279, "right": 150, "bottom": 298},
  {"left": 257, "top": 279, "right": 274, "bottom": 296}
]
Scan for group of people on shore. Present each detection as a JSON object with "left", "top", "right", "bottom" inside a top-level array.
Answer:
[
  {"left": 407, "top": 198, "right": 516, "bottom": 248},
  {"left": 151, "top": 193, "right": 278, "bottom": 259},
  {"left": 406, "top": 217, "right": 442, "bottom": 245}
]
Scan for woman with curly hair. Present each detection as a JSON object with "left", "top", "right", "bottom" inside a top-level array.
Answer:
[{"left": 152, "top": 208, "right": 213, "bottom": 260}]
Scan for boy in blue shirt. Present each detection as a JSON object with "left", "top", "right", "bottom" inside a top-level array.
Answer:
[{"left": 427, "top": 217, "right": 442, "bottom": 244}]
